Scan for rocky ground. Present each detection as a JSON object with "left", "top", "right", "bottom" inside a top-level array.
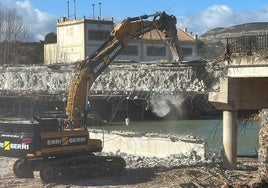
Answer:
[{"left": 0, "top": 153, "right": 266, "bottom": 188}]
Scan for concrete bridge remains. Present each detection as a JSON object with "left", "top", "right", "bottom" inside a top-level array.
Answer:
[
  {"left": 0, "top": 61, "right": 214, "bottom": 120},
  {"left": 209, "top": 35, "right": 268, "bottom": 169}
]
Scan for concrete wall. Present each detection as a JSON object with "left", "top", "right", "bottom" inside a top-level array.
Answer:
[
  {"left": 89, "top": 130, "right": 205, "bottom": 159},
  {"left": 116, "top": 40, "right": 174, "bottom": 62},
  {"left": 57, "top": 20, "right": 85, "bottom": 63},
  {"left": 44, "top": 44, "right": 58, "bottom": 65},
  {"left": 229, "top": 78, "right": 268, "bottom": 110},
  {"left": 85, "top": 20, "right": 114, "bottom": 57},
  {"left": 227, "top": 54, "right": 268, "bottom": 77},
  {"left": 209, "top": 56, "right": 268, "bottom": 111},
  {"left": 228, "top": 66, "right": 268, "bottom": 77},
  {"left": 181, "top": 45, "right": 197, "bottom": 61},
  {"left": 209, "top": 77, "right": 268, "bottom": 110}
]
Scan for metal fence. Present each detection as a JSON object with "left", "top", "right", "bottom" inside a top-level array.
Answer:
[{"left": 226, "top": 35, "right": 268, "bottom": 54}]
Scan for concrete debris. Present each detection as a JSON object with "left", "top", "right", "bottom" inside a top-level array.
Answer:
[
  {"left": 0, "top": 65, "right": 74, "bottom": 94},
  {"left": 98, "top": 151, "right": 219, "bottom": 169},
  {"left": 89, "top": 129, "right": 206, "bottom": 159},
  {"left": 93, "top": 63, "right": 207, "bottom": 95},
  {"left": 0, "top": 155, "right": 263, "bottom": 188},
  {"left": 257, "top": 109, "right": 268, "bottom": 183}
]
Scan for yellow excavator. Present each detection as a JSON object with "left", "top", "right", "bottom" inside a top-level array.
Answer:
[{"left": 0, "top": 11, "right": 181, "bottom": 182}]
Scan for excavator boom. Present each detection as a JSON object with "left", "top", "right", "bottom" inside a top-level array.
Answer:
[{"left": 66, "top": 11, "right": 182, "bottom": 128}]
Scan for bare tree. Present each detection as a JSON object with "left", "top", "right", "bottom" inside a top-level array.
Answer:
[
  {"left": 0, "top": 2, "right": 28, "bottom": 64},
  {"left": 0, "top": 5, "right": 3, "bottom": 42}
]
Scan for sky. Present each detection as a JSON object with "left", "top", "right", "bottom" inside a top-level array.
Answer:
[{"left": 2, "top": 0, "right": 268, "bottom": 41}]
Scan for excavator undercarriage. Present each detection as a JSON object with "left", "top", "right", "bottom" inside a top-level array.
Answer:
[
  {"left": 0, "top": 118, "right": 125, "bottom": 182},
  {"left": 14, "top": 154, "right": 125, "bottom": 182}
]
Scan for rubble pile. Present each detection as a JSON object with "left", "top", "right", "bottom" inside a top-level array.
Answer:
[
  {"left": 0, "top": 65, "right": 74, "bottom": 94},
  {"left": 258, "top": 109, "right": 268, "bottom": 182},
  {"left": 93, "top": 63, "right": 207, "bottom": 95},
  {"left": 0, "top": 155, "right": 261, "bottom": 188},
  {"left": 90, "top": 129, "right": 206, "bottom": 159},
  {"left": 100, "top": 151, "right": 221, "bottom": 169}
]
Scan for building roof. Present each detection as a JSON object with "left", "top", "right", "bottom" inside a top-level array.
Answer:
[
  {"left": 141, "top": 28, "right": 196, "bottom": 42},
  {"left": 57, "top": 17, "right": 114, "bottom": 27},
  {"left": 56, "top": 17, "right": 196, "bottom": 44}
]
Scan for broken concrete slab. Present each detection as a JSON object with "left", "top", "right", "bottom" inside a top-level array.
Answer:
[{"left": 89, "top": 129, "right": 206, "bottom": 160}]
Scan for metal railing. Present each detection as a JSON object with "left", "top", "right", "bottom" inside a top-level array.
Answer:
[{"left": 226, "top": 35, "right": 268, "bottom": 54}]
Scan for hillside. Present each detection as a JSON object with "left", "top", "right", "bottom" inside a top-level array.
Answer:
[
  {"left": 200, "top": 22, "right": 268, "bottom": 43},
  {"left": 196, "top": 22, "right": 268, "bottom": 60}
]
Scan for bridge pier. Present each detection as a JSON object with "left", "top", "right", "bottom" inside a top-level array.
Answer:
[
  {"left": 209, "top": 76, "right": 268, "bottom": 169},
  {"left": 223, "top": 110, "right": 237, "bottom": 169}
]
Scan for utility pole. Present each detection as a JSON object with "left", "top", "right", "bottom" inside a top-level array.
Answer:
[
  {"left": 74, "top": 0, "right": 76, "bottom": 20},
  {"left": 67, "top": 1, "right": 70, "bottom": 19},
  {"left": 99, "top": 3, "right": 102, "bottom": 20},
  {"left": 92, "top": 3, "right": 95, "bottom": 19}
]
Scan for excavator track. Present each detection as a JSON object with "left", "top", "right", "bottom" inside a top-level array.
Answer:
[
  {"left": 13, "top": 155, "right": 126, "bottom": 183},
  {"left": 258, "top": 109, "right": 268, "bottom": 183}
]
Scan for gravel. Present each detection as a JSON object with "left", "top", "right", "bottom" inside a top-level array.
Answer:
[
  {"left": 98, "top": 151, "right": 222, "bottom": 169},
  {"left": 0, "top": 153, "right": 264, "bottom": 188}
]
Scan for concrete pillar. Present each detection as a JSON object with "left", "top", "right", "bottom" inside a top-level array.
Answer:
[{"left": 222, "top": 110, "right": 238, "bottom": 169}]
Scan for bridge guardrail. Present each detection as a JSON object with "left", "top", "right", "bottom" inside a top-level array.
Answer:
[{"left": 226, "top": 35, "right": 268, "bottom": 54}]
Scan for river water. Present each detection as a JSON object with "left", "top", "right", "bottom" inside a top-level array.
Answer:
[{"left": 92, "top": 119, "right": 259, "bottom": 156}]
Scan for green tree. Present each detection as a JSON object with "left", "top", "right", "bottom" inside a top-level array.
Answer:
[
  {"left": 23, "top": 41, "right": 44, "bottom": 64},
  {"left": 44, "top": 32, "right": 57, "bottom": 44}
]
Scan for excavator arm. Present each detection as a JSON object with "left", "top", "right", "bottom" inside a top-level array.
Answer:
[{"left": 65, "top": 11, "right": 182, "bottom": 128}]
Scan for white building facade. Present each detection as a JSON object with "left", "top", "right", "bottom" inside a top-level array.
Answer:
[{"left": 44, "top": 18, "right": 197, "bottom": 64}]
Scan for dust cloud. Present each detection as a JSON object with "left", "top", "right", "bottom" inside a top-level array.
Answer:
[{"left": 150, "top": 94, "right": 185, "bottom": 118}]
